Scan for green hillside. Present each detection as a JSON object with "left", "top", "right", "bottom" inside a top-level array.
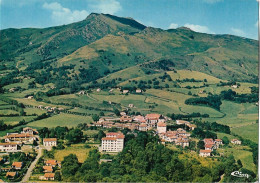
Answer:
[{"left": 0, "top": 13, "right": 258, "bottom": 142}]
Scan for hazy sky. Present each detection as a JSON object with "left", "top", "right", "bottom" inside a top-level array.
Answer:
[{"left": 0, "top": 0, "right": 258, "bottom": 39}]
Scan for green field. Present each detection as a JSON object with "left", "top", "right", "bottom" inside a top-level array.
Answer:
[
  {"left": 54, "top": 144, "right": 95, "bottom": 163},
  {"left": 217, "top": 145, "right": 256, "bottom": 172},
  {"left": 27, "top": 113, "right": 93, "bottom": 128},
  {"left": 1, "top": 116, "right": 36, "bottom": 125},
  {"left": 231, "top": 123, "right": 258, "bottom": 143}
]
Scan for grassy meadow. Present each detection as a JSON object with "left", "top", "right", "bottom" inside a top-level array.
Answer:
[{"left": 27, "top": 113, "right": 93, "bottom": 128}]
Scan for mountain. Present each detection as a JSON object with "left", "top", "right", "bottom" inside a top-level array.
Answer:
[
  {"left": 0, "top": 13, "right": 146, "bottom": 64},
  {"left": 0, "top": 13, "right": 258, "bottom": 90}
]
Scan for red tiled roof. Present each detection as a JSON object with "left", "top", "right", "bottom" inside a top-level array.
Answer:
[
  {"left": 145, "top": 113, "right": 161, "bottom": 119},
  {"left": 205, "top": 144, "right": 213, "bottom": 148},
  {"left": 44, "top": 173, "right": 55, "bottom": 178},
  {"left": 200, "top": 149, "right": 211, "bottom": 153},
  {"left": 6, "top": 133, "right": 33, "bottom": 138},
  {"left": 231, "top": 139, "right": 240, "bottom": 141},
  {"left": 204, "top": 138, "right": 213, "bottom": 141},
  {"left": 139, "top": 124, "right": 147, "bottom": 127},
  {"left": 43, "top": 166, "right": 53, "bottom": 172},
  {"left": 46, "top": 160, "right": 57, "bottom": 165},
  {"left": 204, "top": 138, "right": 214, "bottom": 144},
  {"left": 12, "top": 162, "right": 22, "bottom": 168},
  {"left": 0, "top": 142, "right": 18, "bottom": 146},
  {"left": 43, "top": 138, "right": 57, "bottom": 142},
  {"left": 157, "top": 122, "right": 166, "bottom": 127},
  {"left": 6, "top": 172, "right": 16, "bottom": 177},
  {"left": 215, "top": 139, "right": 222, "bottom": 141},
  {"left": 102, "top": 137, "right": 117, "bottom": 141}
]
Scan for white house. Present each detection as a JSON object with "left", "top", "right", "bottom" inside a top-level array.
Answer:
[
  {"left": 157, "top": 122, "right": 167, "bottom": 134},
  {"left": 122, "top": 90, "right": 129, "bottom": 94},
  {"left": 145, "top": 113, "right": 164, "bottom": 127},
  {"left": 231, "top": 139, "right": 241, "bottom": 145},
  {"left": 21, "top": 127, "right": 38, "bottom": 135},
  {"left": 101, "top": 132, "right": 125, "bottom": 152},
  {"left": 0, "top": 143, "right": 18, "bottom": 152},
  {"left": 199, "top": 150, "right": 211, "bottom": 157},
  {"left": 43, "top": 138, "right": 57, "bottom": 147},
  {"left": 139, "top": 124, "right": 148, "bottom": 131}
]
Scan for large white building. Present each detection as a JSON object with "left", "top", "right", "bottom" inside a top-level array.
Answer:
[
  {"left": 101, "top": 132, "right": 125, "bottom": 152},
  {"left": 0, "top": 143, "right": 18, "bottom": 152},
  {"left": 5, "top": 133, "right": 35, "bottom": 143},
  {"left": 43, "top": 138, "right": 57, "bottom": 147}
]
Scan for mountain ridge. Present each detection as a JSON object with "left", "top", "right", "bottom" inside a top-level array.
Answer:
[{"left": 0, "top": 13, "right": 258, "bottom": 91}]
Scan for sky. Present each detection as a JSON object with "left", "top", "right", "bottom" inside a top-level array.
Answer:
[{"left": 0, "top": 0, "right": 259, "bottom": 40}]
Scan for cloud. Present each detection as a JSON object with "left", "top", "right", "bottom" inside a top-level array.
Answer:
[
  {"left": 90, "top": 0, "right": 122, "bottom": 15},
  {"left": 231, "top": 28, "right": 246, "bottom": 37},
  {"left": 184, "top": 23, "right": 215, "bottom": 34},
  {"left": 203, "top": 0, "right": 223, "bottom": 3},
  {"left": 43, "top": 2, "right": 89, "bottom": 25},
  {"left": 169, "top": 23, "right": 178, "bottom": 29}
]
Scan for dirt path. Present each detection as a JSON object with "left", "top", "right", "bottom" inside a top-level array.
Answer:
[
  {"left": 86, "top": 93, "right": 98, "bottom": 101},
  {"left": 21, "top": 146, "right": 43, "bottom": 182}
]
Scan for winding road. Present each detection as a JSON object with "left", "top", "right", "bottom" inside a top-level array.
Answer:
[{"left": 21, "top": 146, "right": 43, "bottom": 182}]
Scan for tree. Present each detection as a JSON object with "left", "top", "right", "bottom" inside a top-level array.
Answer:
[
  {"left": 197, "top": 141, "right": 205, "bottom": 150},
  {"left": 0, "top": 120, "right": 7, "bottom": 131},
  {"left": 33, "top": 140, "right": 38, "bottom": 146},
  {"left": 65, "top": 129, "right": 83, "bottom": 143},
  {"left": 92, "top": 114, "right": 99, "bottom": 122},
  {"left": 55, "top": 171, "right": 62, "bottom": 181},
  {"left": 97, "top": 130, "right": 106, "bottom": 142},
  {"left": 237, "top": 159, "right": 243, "bottom": 169},
  {"left": 99, "top": 111, "right": 105, "bottom": 116},
  {"left": 222, "top": 136, "right": 229, "bottom": 145},
  {"left": 62, "top": 154, "right": 80, "bottom": 180},
  {"left": 114, "top": 108, "right": 120, "bottom": 116}
]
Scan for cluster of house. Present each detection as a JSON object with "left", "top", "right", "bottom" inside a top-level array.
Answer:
[
  {"left": 39, "top": 159, "right": 61, "bottom": 181},
  {"left": 199, "top": 138, "right": 242, "bottom": 157},
  {"left": 157, "top": 119, "right": 198, "bottom": 148},
  {"left": 199, "top": 138, "right": 223, "bottom": 157},
  {"left": 77, "top": 88, "right": 143, "bottom": 95},
  {"left": 0, "top": 127, "right": 57, "bottom": 152},
  {"left": 93, "top": 113, "right": 169, "bottom": 132},
  {"left": 158, "top": 127, "right": 190, "bottom": 148},
  {"left": 0, "top": 127, "right": 38, "bottom": 152},
  {"left": 34, "top": 105, "right": 64, "bottom": 112},
  {"left": 2, "top": 161, "right": 24, "bottom": 180},
  {"left": 98, "top": 115, "right": 199, "bottom": 152},
  {"left": 176, "top": 120, "right": 197, "bottom": 130}
]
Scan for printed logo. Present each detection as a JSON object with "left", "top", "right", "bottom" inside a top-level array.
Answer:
[{"left": 231, "top": 171, "right": 250, "bottom": 178}]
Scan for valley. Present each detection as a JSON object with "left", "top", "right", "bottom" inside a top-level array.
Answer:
[{"left": 0, "top": 13, "right": 258, "bottom": 182}]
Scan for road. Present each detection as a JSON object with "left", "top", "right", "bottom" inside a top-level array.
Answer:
[{"left": 21, "top": 146, "right": 43, "bottom": 182}]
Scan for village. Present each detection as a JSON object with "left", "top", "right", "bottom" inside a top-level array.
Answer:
[{"left": 0, "top": 110, "right": 243, "bottom": 182}]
